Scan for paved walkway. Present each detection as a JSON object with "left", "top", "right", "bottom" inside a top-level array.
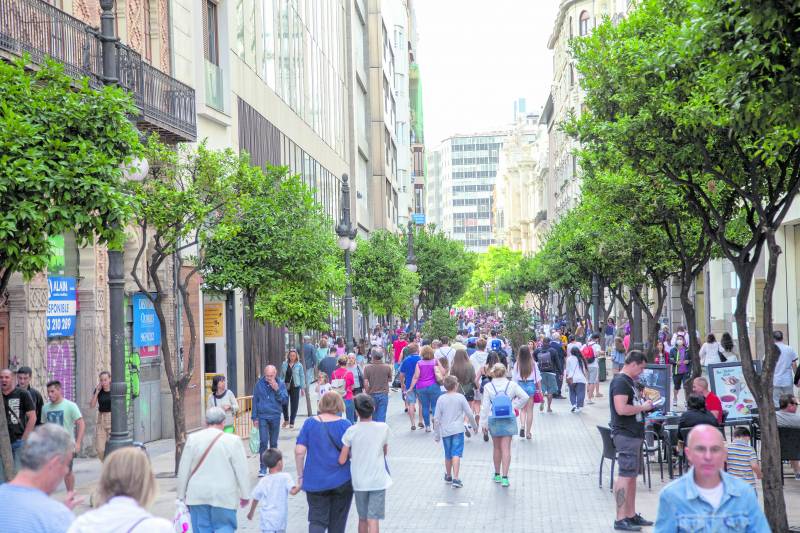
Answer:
[{"left": 57, "top": 379, "right": 800, "bottom": 532}]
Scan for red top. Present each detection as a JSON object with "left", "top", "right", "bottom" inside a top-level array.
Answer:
[
  {"left": 331, "top": 367, "right": 355, "bottom": 400},
  {"left": 705, "top": 391, "right": 724, "bottom": 424},
  {"left": 393, "top": 340, "right": 408, "bottom": 363}
]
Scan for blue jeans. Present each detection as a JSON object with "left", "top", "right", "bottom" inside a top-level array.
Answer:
[
  {"left": 258, "top": 417, "right": 280, "bottom": 472},
  {"left": 417, "top": 384, "right": 441, "bottom": 427},
  {"left": 344, "top": 399, "right": 355, "bottom": 423},
  {"left": 371, "top": 392, "right": 389, "bottom": 422},
  {"left": 569, "top": 382, "right": 586, "bottom": 408},
  {"left": 188, "top": 504, "right": 237, "bottom": 533}
]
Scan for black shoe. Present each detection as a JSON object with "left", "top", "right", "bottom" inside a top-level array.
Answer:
[
  {"left": 628, "top": 514, "right": 653, "bottom": 527},
  {"left": 613, "top": 518, "right": 642, "bottom": 531},
  {"left": 483, "top": 432, "right": 489, "bottom": 442},
  {"left": 519, "top": 429, "right": 525, "bottom": 437}
]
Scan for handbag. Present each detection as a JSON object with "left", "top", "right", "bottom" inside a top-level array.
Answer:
[
  {"left": 718, "top": 348, "right": 728, "bottom": 363},
  {"left": 249, "top": 426, "right": 260, "bottom": 455},
  {"left": 173, "top": 499, "right": 192, "bottom": 533}
]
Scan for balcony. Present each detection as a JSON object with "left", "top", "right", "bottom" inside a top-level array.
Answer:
[
  {"left": 534, "top": 210, "right": 548, "bottom": 224},
  {"left": 0, "top": 0, "right": 196, "bottom": 143},
  {"left": 204, "top": 60, "right": 224, "bottom": 112}
]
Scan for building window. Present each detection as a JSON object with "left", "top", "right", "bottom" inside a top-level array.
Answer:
[
  {"left": 568, "top": 16, "right": 573, "bottom": 39},
  {"left": 204, "top": 0, "right": 219, "bottom": 65},
  {"left": 579, "top": 11, "right": 590, "bottom": 36}
]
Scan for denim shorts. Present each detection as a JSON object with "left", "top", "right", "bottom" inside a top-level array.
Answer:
[
  {"left": 355, "top": 489, "right": 385, "bottom": 520},
  {"left": 442, "top": 433, "right": 465, "bottom": 459},
  {"left": 488, "top": 416, "right": 518, "bottom": 437},
  {"left": 404, "top": 390, "right": 417, "bottom": 403}
]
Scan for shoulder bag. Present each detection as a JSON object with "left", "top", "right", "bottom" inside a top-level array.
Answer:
[{"left": 188, "top": 432, "right": 224, "bottom": 483}]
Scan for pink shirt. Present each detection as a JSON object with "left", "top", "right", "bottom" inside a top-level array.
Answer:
[
  {"left": 416, "top": 359, "right": 438, "bottom": 389},
  {"left": 331, "top": 367, "right": 355, "bottom": 400}
]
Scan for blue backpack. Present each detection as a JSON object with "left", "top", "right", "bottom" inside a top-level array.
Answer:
[
  {"left": 490, "top": 382, "right": 513, "bottom": 418},
  {"left": 490, "top": 338, "right": 502, "bottom": 352}
]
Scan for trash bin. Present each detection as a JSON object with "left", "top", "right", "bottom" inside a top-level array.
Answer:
[{"left": 599, "top": 356, "right": 607, "bottom": 382}]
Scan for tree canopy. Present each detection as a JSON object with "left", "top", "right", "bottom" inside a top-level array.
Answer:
[
  {"left": 411, "top": 225, "right": 474, "bottom": 313},
  {"left": 459, "top": 246, "right": 522, "bottom": 309}
]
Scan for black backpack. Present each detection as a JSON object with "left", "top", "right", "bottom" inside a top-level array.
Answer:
[{"left": 538, "top": 348, "right": 555, "bottom": 372}]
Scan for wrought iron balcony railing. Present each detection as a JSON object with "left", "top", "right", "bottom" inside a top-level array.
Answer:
[
  {"left": 534, "top": 209, "right": 548, "bottom": 224},
  {"left": 0, "top": 0, "right": 196, "bottom": 143}
]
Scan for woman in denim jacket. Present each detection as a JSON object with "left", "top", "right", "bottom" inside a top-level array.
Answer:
[{"left": 280, "top": 349, "right": 306, "bottom": 429}]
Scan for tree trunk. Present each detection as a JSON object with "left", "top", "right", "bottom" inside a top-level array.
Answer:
[
  {"left": 757, "top": 231, "right": 789, "bottom": 532},
  {"left": 0, "top": 271, "right": 14, "bottom": 479},
  {"left": 679, "top": 285, "right": 702, "bottom": 379},
  {"left": 171, "top": 383, "right": 187, "bottom": 475}
]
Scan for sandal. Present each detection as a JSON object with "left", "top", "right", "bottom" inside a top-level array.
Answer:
[
  {"left": 526, "top": 432, "right": 532, "bottom": 440},
  {"left": 411, "top": 425, "right": 416, "bottom": 431},
  {"left": 418, "top": 422, "right": 424, "bottom": 428}
]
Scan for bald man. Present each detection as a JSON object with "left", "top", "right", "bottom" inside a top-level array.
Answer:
[
  {"left": 251, "top": 364, "right": 288, "bottom": 476},
  {"left": 655, "top": 425, "right": 769, "bottom": 531}
]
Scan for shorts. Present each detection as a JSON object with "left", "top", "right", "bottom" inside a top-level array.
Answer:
[
  {"left": 588, "top": 366, "right": 599, "bottom": 384},
  {"left": 612, "top": 434, "right": 643, "bottom": 478},
  {"left": 488, "top": 416, "right": 518, "bottom": 437},
  {"left": 672, "top": 372, "right": 691, "bottom": 390},
  {"left": 404, "top": 390, "right": 417, "bottom": 404},
  {"left": 355, "top": 489, "right": 386, "bottom": 520},
  {"left": 442, "top": 433, "right": 465, "bottom": 459},
  {"left": 540, "top": 372, "right": 558, "bottom": 395}
]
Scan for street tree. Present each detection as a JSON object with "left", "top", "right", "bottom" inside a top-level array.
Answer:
[
  {"left": 571, "top": 0, "right": 800, "bottom": 525},
  {"left": 498, "top": 254, "right": 550, "bottom": 322},
  {"left": 460, "top": 246, "right": 522, "bottom": 309},
  {"left": 202, "top": 164, "right": 343, "bottom": 375},
  {"left": 128, "top": 140, "right": 250, "bottom": 472},
  {"left": 410, "top": 225, "right": 474, "bottom": 314},
  {"left": 421, "top": 308, "right": 458, "bottom": 342},
  {"left": 0, "top": 59, "right": 141, "bottom": 477},
  {"left": 350, "top": 230, "right": 419, "bottom": 322}
]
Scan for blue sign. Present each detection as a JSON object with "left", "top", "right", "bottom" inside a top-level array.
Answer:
[
  {"left": 132, "top": 293, "right": 161, "bottom": 348},
  {"left": 412, "top": 213, "right": 425, "bottom": 225},
  {"left": 47, "top": 276, "right": 76, "bottom": 337}
]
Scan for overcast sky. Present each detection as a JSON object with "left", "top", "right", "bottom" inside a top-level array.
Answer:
[{"left": 415, "top": 0, "right": 558, "bottom": 147}]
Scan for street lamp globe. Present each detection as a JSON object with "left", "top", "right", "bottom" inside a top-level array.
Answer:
[
  {"left": 337, "top": 234, "right": 351, "bottom": 251},
  {"left": 121, "top": 157, "right": 149, "bottom": 182},
  {"left": 349, "top": 239, "right": 357, "bottom": 252},
  {"left": 406, "top": 262, "right": 418, "bottom": 273}
]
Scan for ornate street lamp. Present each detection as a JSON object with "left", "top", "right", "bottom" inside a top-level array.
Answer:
[{"left": 335, "top": 175, "right": 357, "bottom": 350}]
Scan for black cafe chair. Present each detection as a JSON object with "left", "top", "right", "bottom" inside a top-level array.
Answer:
[
  {"left": 779, "top": 426, "right": 800, "bottom": 485},
  {"left": 598, "top": 425, "right": 617, "bottom": 491}
]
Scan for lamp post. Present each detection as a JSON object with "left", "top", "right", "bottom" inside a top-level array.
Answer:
[
  {"left": 98, "top": 0, "right": 134, "bottom": 456},
  {"left": 336, "top": 175, "right": 357, "bottom": 351},
  {"left": 405, "top": 220, "right": 417, "bottom": 332}
]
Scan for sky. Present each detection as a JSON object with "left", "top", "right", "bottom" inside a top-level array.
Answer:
[{"left": 414, "top": 0, "right": 558, "bottom": 147}]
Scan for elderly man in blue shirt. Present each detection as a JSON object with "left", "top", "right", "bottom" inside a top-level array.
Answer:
[
  {"left": 655, "top": 424, "right": 769, "bottom": 532},
  {"left": 251, "top": 364, "right": 289, "bottom": 477}
]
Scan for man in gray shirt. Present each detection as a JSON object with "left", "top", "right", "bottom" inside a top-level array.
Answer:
[{"left": 433, "top": 376, "right": 478, "bottom": 489}]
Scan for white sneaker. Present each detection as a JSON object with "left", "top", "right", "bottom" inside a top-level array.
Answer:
[
  {"left": 576, "top": 407, "right": 582, "bottom": 413},
  {"left": 570, "top": 406, "right": 577, "bottom": 412}
]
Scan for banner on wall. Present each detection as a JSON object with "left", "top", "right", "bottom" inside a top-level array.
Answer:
[
  {"left": 132, "top": 293, "right": 161, "bottom": 348},
  {"left": 46, "top": 276, "right": 76, "bottom": 337}
]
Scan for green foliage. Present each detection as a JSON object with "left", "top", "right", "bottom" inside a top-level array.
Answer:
[
  {"left": 421, "top": 308, "right": 457, "bottom": 341},
  {"left": 502, "top": 303, "right": 532, "bottom": 353},
  {"left": 350, "top": 230, "right": 419, "bottom": 318},
  {"left": 202, "top": 164, "right": 344, "bottom": 331},
  {"left": 499, "top": 254, "right": 550, "bottom": 317},
  {"left": 0, "top": 58, "right": 141, "bottom": 291},
  {"left": 459, "top": 246, "right": 522, "bottom": 308},
  {"left": 411, "top": 225, "right": 474, "bottom": 312}
]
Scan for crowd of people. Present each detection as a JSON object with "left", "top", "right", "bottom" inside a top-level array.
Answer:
[{"left": 0, "top": 309, "right": 792, "bottom": 532}]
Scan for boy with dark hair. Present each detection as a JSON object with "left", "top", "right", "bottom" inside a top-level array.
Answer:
[
  {"left": 433, "top": 376, "right": 477, "bottom": 489},
  {"left": 726, "top": 426, "right": 761, "bottom": 488},
  {"left": 15, "top": 366, "right": 43, "bottom": 426},
  {"left": 247, "top": 448, "right": 300, "bottom": 532},
  {"left": 339, "top": 394, "right": 391, "bottom": 533}
]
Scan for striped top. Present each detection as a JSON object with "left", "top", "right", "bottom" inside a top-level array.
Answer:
[{"left": 727, "top": 440, "right": 758, "bottom": 487}]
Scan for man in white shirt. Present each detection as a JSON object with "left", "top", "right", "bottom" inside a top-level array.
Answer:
[
  {"left": 773, "top": 330, "right": 798, "bottom": 407},
  {"left": 469, "top": 338, "right": 489, "bottom": 372},
  {"left": 177, "top": 407, "right": 250, "bottom": 533},
  {"left": 434, "top": 337, "right": 456, "bottom": 367}
]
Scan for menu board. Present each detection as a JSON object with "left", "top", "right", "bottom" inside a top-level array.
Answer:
[
  {"left": 636, "top": 364, "right": 671, "bottom": 415},
  {"left": 708, "top": 362, "right": 762, "bottom": 420}
]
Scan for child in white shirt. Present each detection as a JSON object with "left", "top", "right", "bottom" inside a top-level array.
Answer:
[
  {"left": 247, "top": 448, "right": 299, "bottom": 533},
  {"left": 316, "top": 374, "right": 332, "bottom": 397}
]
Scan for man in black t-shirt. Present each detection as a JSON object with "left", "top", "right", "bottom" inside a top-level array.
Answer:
[
  {"left": 608, "top": 351, "right": 653, "bottom": 532},
  {"left": 0, "top": 368, "right": 36, "bottom": 477},
  {"left": 15, "top": 366, "right": 43, "bottom": 426}
]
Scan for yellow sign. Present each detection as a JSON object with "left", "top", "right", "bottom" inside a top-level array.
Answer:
[
  {"left": 204, "top": 302, "right": 224, "bottom": 337},
  {"left": 205, "top": 372, "right": 225, "bottom": 399}
]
